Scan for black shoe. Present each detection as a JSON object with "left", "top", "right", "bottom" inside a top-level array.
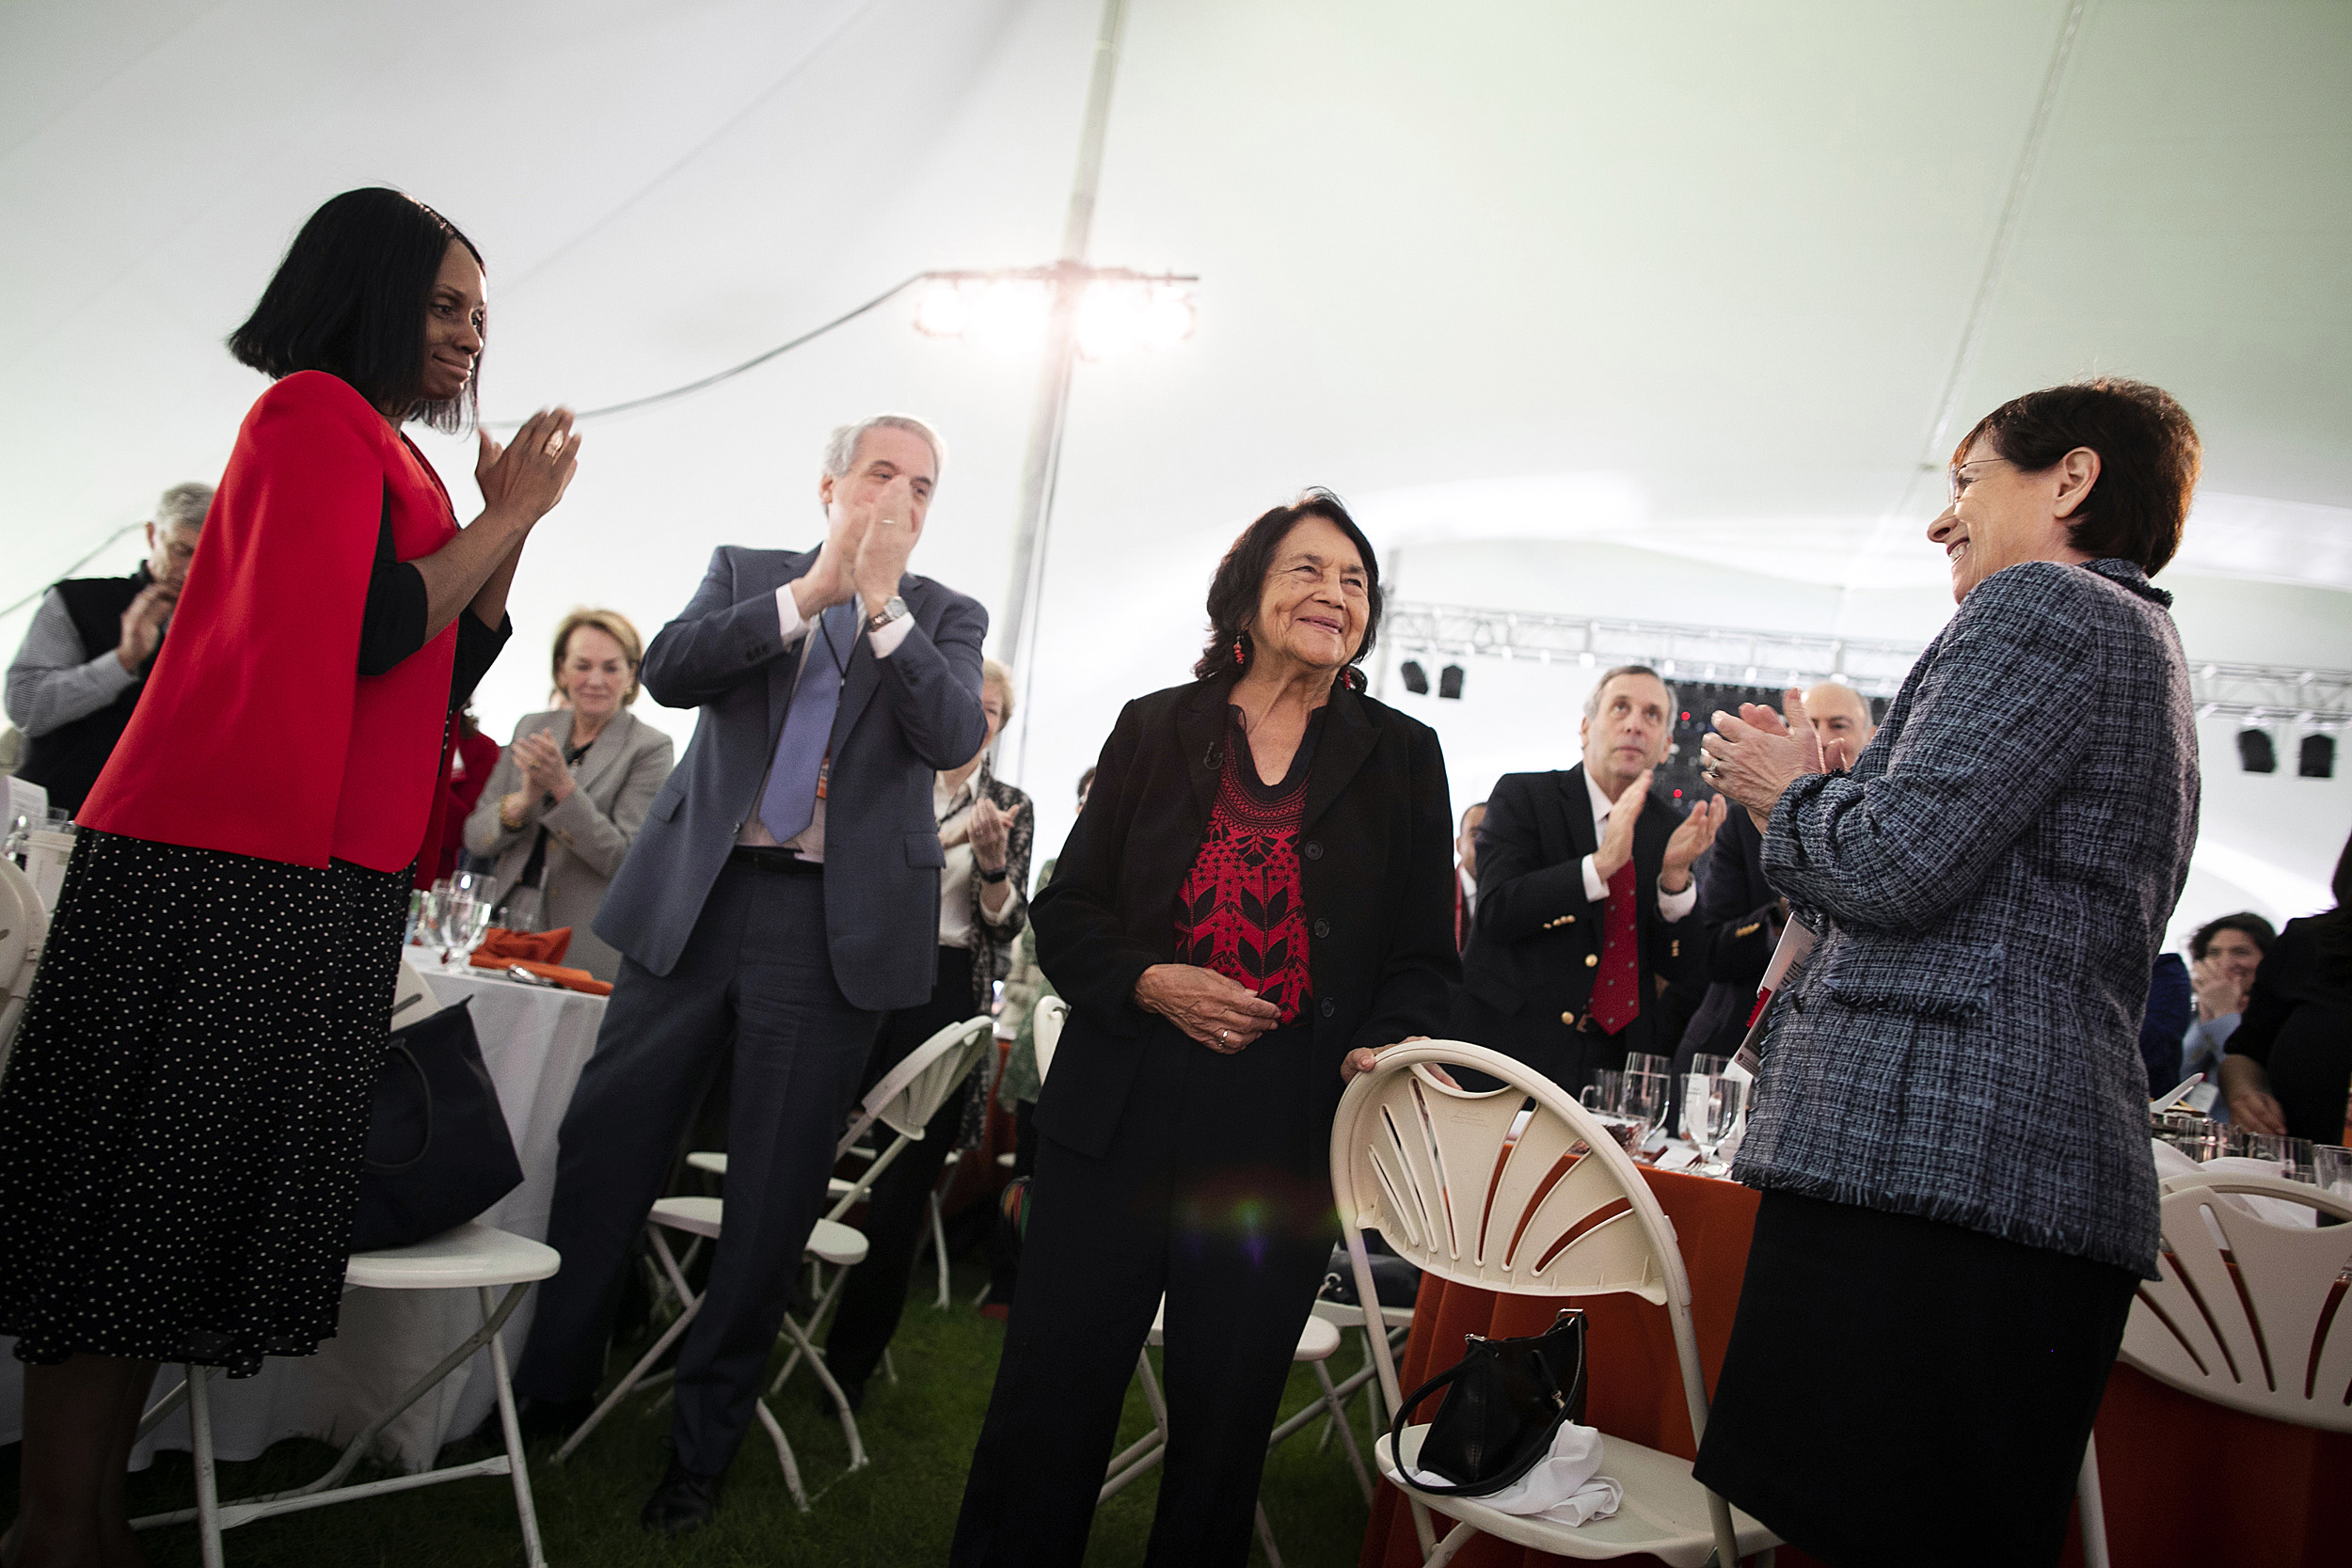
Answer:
[
  {"left": 516, "top": 1395, "right": 596, "bottom": 1448},
  {"left": 641, "top": 1458, "right": 723, "bottom": 1537}
]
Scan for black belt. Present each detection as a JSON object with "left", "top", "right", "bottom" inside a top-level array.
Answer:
[{"left": 729, "top": 846, "right": 823, "bottom": 875}]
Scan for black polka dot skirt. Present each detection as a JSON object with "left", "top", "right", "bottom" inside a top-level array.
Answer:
[{"left": 0, "top": 829, "right": 407, "bottom": 1376}]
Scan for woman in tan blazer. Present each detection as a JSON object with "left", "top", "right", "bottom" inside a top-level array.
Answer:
[{"left": 465, "top": 608, "right": 675, "bottom": 979}]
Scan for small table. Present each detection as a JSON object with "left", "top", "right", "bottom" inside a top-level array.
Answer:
[{"left": 0, "top": 952, "right": 606, "bottom": 1472}]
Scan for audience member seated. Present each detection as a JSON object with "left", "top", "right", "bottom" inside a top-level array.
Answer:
[
  {"left": 2220, "top": 832, "right": 2352, "bottom": 1144},
  {"left": 1675, "top": 679, "right": 1876, "bottom": 1075},
  {"left": 464, "top": 609, "right": 673, "bottom": 980},
  {"left": 986, "top": 763, "right": 1093, "bottom": 1313},
  {"left": 2179, "top": 911, "right": 2274, "bottom": 1116},
  {"left": 1453, "top": 799, "right": 1486, "bottom": 950},
  {"left": 822, "top": 657, "right": 1033, "bottom": 1406},
  {"left": 4, "top": 482, "right": 213, "bottom": 816},
  {"left": 1453, "top": 663, "right": 1722, "bottom": 1096}
]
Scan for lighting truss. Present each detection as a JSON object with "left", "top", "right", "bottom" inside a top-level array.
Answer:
[
  {"left": 1379, "top": 602, "right": 1927, "bottom": 698},
  {"left": 2190, "top": 663, "right": 2352, "bottom": 729},
  {"left": 1383, "top": 603, "right": 2352, "bottom": 728}
]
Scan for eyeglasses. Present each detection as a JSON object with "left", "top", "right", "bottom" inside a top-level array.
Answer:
[{"left": 1947, "top": 456, "right": 2015, "bottom": 504}]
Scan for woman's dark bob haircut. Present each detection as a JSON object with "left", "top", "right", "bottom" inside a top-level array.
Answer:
[
  {"left": 1194, "top": 489, "right": 1383, "bottom": 682},
  {"left": 228, "top": 188, "right": 485, "bottom": 435},
  {"left": 1954, "top": 376, "right": 2200, "bottom": 577}
]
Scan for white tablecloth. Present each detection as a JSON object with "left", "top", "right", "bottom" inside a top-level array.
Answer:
[{"left": 0, "top": 949, "right": 606, "bottom": 1471}]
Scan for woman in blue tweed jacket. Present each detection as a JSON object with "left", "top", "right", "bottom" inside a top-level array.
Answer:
[{"left": 1692, "top": 378, "right": 2201, "bottom": 1568}]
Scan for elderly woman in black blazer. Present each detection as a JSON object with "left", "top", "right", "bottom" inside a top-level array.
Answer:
[{"left": 951, "top": 492, "right": 1457, "bottom": 1568}]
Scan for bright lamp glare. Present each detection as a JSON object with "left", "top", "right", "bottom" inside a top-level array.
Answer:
[
  {"left": 913, "top": 279, "right": 968, "bottom": 337},
  {"left": 966, "top": 279, "right": 1053, "bottom": 353},
  {"left": 1141, "top": 285, "right": 1195, "bottom": 351},
  {"left": 1075, "top": 280, "right": 1196, "bottom": 360}
]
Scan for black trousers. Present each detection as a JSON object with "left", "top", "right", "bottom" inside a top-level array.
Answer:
[
  {"left": 1692, "top": 1189, "right": 2138, "bottom": 1568},
  {"left": 823, "top": 946, "right": 977, "bottom": 1390},
  {"left": 951, "top": 1020, "right": 1333, "bottom": 1568},
  {"left": 514, "top": 858, "right": 879, "bottom": 1476}
]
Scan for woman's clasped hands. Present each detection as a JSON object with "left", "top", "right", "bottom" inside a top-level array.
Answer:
[{"left": 1136, "top": 963, "right": 1279, "bottom": 1053}]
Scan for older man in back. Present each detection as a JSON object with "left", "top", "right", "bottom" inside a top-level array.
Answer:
[
  {"left": 516, "top": 415, "right": 987, "bottom": 1535},
  {"left": 5, "top": 483, "right": 212, "bottom": 816},
  {"left": 1455, "top": 664, "right": 1724, "bottom": 1093},
  {"left": 1675, "top": 680, "right": 1879, "bottom": 1071}
]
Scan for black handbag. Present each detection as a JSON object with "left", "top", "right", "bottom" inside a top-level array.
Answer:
[
  {"left": 1317, "top": 1245, "right": 1423, "bottom": 1309},
  {"left": 1391, "top": 1308, "right": 1588, "bottom": 1497},
  {"left": 351, "top": 998, "right": 524, "bottom": 1252}
]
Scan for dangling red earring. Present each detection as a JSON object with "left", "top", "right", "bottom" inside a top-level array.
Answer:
[{"left": 1233, "top": 634, "right": 1247, "bottom": 667}]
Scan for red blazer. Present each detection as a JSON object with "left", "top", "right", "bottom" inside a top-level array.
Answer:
[{"left": 80, "top": 372, "right": 460, "bottom": 873}]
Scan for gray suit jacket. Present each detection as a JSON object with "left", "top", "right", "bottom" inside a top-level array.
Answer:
[
  {"left": 462, "top": 707, "right": 675, "bottom": 982},
  {"left": 1734, "top": 559, "right": 2198, "bottom": 1278},
  {"left": 595, "top": 546, "right": 989, "bottom": 1008}
]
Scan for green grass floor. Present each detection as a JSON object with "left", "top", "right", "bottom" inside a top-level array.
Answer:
[{"left": 8, "top": 1259, "right": 1382, "bottom": 1567}]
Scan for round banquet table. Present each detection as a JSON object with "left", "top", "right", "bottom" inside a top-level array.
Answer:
[
  {"left": 0, "top": 950, "right": 606, "bottom": 1472},
  {"left": 1356, "top": 1166, "right": 2351, "bottom": 1568}
]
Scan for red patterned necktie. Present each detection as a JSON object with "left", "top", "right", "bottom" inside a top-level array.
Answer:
[{"left": 1591, "top": 859, "right": 1641, "bottom": 1035}]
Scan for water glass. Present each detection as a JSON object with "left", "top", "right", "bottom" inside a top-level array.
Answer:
[
  {"left": 1584, "top": 1069, "right": 1623, "bottom": 1120},
  {"left": 1617, "top": 1071, "right": 1668, "bottom": 1150},
  {"left": 2314, "top": 1145, "right": 2352, "bottom": 1201},
  {"left": 498, "top": 883, "right": 546, "bottom": 935},
  {"left": 1690, "top": 1053, "right": 1732, "bottom": 1080},
  {"left": 2237, "top": 1132, "right": 2317, "bottom": 1181},
  {"left": 2153, "top": 1110, "right": 2225, "bottom": 1163},
  {"left": 1623, "top": 1053, "right": 1673, "bottom": 1081},
  {"left": 1681, "top": 1073, "right": 1746, "bottom": 1171}
]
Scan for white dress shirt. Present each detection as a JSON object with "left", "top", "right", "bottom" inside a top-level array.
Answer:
[
  {"left": 1581, "top": 769, "right": 1695, "bottom": 923},
  {"left": 934, "top": 773, "right": 1027, "bottom": 947},
  {"left": 736, "top": 584, "right": 914, "bottom": 857}
]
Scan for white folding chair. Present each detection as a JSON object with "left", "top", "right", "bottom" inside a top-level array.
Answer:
[
  {"left": 550, "top": 1194, "right": 869, "bottom": 1509},
  {"left": 1097, "top": 1296, "right": 1368, "bottom": 1568},
  {"left": 132, "top": 1223, "right": 561, "bottom": 1568},
  {"left": 1331, "top": 1041, "right": 1779, "bottom": 1568},
  {"left": 2068, "top": 1169, "right": 2352, "bottom": 1568},
  {"left": 1310, "top": 1294, "right": 1414, "bottom": 1460},
  {"left": 1032, "top": 994, "right": 1067, "bottom": 1085},
  {"left": 0, "top": 855, "right": 51, "bottom": 1082}
]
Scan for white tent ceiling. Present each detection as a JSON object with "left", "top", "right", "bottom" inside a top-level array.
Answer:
[{"left": 5, "top": 0, "right": 2349, "bottom": 926}]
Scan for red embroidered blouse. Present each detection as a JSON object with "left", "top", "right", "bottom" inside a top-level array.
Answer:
[{"left": 1172, "top": 710, "right": 1320, "bottom": 1024}]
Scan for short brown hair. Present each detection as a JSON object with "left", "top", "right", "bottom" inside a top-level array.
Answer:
[
  {"left": 1193, "top": 489, "right": 1382, "bottom": 682},
  {"left": 1955, "top": 378, "right": 2201, "bottom": 577},
  {"left": 550, "top": 608, "right": 645, "bottom": 705}
]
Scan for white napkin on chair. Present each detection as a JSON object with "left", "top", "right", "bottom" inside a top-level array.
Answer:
[{"left": 1409, "top": 1422, "right": 1623, "bottom": 1526}]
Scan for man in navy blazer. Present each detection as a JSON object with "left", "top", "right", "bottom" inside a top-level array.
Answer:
[
  {"left": 516, "top": 415, "right": 987, "bottom": 1534},
  {"left": 1454, "top": 665, "right": 1721, "bottom": 1096}
]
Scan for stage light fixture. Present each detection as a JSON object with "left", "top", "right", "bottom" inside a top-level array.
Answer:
[
  {"left": 1438, "top": 664, "right": 1465, "bottom": 700},
  {"left": 2301, "top": 735, "right": 2336, "bottom": 779},
  {"left": 915, "top": 272, "right": 1197, "bottom": 361},
  {"left": 1400, "top": 659, "right": 1429, "bottom": 695},
  {"left": 2236, "top": 729, "right": 2276, "bottom": 773}
]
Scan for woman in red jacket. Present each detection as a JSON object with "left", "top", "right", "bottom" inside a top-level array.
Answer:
[{"left": 0, "top": 187, "right": 579, "bottom": 1565}]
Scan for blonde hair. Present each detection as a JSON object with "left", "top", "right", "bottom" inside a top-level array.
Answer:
[
  {"left": 551, "top": 608, "right": 645, "bottom": 706},
  {"left": 981, "top": 658, "right": 1015, "bottom": 725}
]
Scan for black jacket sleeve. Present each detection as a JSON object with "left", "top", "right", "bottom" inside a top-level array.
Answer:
[{"left": 355, "top": 509, "right": 511, "bottom": 702}]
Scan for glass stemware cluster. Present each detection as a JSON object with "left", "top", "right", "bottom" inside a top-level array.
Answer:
[{"left": 409, "top": 871, "right": 494, "bottom": 966}]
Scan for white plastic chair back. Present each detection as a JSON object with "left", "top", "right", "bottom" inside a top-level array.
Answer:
[
  {"left": 1330, "top": 1040, "right": 1735, "bottom": 1566},
  {"left": 2122, "top": 1173, "right": 2352, "bottom": 1433},
  {"left": 1033, "top": 994, "right": 1067, "bottom": 1085},
  {"left": 0, "top": 856, "right": 49, "bottom": 1081},
  {"left": 840, "top": 1014, "right": 994, "bottom": 1154}
]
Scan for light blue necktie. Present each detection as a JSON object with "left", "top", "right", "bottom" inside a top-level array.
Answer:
[{"left": 758, "top": 602, "right": 854, "bottom": 842}]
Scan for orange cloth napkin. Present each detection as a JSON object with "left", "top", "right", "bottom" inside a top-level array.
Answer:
[
  {"left": 467, "top": 951, "right": 612, "bottom": 996},
  {"left": 475, "top": 926, "right": 575, "bottom": 965}
]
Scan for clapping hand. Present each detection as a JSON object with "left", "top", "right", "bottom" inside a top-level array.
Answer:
[
  {"left": 475, "top": 408, "right": 580, "bottom": 527},
  {"left": 2189, "top": 953, "right": 2250, "bottom": 1021},
  {"left": 513, "top": 732, "right": 574, "bottom": 801},
  {"left": 1700, "top": 688, "right": 1836, "bottom": 828},
  {"left": 1136, "top": 963, "right": 1280, "bottom": 1053},
  {"left": 853, "top": 503, "right": 918, "bottom": 621},
  {"left": 116, "top": 581, "right": 177, "bottom": 673},
  {"left": 968, "top": 796, "right": 1009, "bottom": 872}
]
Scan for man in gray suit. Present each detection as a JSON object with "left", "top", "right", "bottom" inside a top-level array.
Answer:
[{"left": 516, "top": 414, "right": 988, "bottom": 1534}]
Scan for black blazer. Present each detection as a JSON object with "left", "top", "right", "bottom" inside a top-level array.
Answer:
[
  {"left": 1699, "top": 806, "right": 1777, "bottom": 992},
  {"left": 1030, "top": 674, "right": 1458, "bottom": 1161},
  {"left": 1458, "top": 764, "right": 1699, "bottom": 1039}
]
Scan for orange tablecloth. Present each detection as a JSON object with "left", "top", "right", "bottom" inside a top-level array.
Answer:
[{"left": 1357, "top": 1169, "right": 2350, "bottom": 1568}]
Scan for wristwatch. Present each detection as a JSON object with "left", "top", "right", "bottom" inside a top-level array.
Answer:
[
  {"left": 978, "top": 866, "right": 1009, "bottom": 884},
  {"left": 866, "top": 595, "right": 908, "bottom": 635}
]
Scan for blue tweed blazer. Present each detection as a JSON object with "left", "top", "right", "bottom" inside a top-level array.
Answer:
[{"left": 1734, "top": 559, "right": 2198, "bottom": 1277}]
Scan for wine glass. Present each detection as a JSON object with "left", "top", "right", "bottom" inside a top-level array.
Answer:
[
  {"left": 453, "top": 897, "right": 495, "bottom": 959},
  {"left": 1681, "top": 1073, "right": 1746, "bottom": 1175},
  {"left": 1616, "top": 1071, "right": 1667, "bottom": 1154}
]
